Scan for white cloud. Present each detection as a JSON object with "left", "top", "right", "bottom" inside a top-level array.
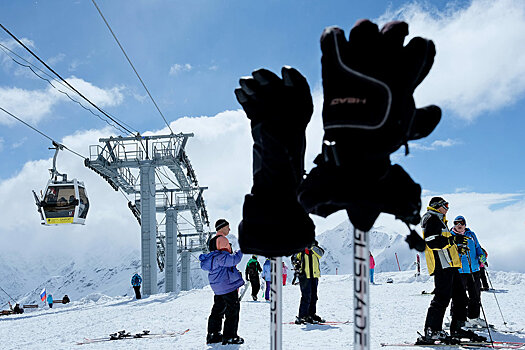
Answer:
[
  {"left": 2, "top": 101, "right": 525, "bottom": 272},
  {"left": 409, "top": 138, "right": 459, "bottom": 151},
  {"left": 379, "top": 0, "right": 525, "bottom": 121},
  {"left": 0, "top": 77, "right": 125, "bottom": 126},
  {"left": 168, "top": 63, "right": 192, "bottom": 75}
]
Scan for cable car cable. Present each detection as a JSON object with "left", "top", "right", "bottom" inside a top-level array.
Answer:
[
  {"left": 91, "top": 0, "right": 175, "bottom": 135},
  {"left": 0, "top": 106, "right": 86, "bottom": 160},
  {"left": 0, "top": 43, "right": 136, "bottom": 135},
  {"left": 0, "top": 23, "right": 135, "bottom": 136}
]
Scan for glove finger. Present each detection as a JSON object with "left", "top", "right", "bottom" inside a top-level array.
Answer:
[
  {"left": 349, "top": 19, "right": 380, "bottom": 47},
  {"left": 252, "top": 68, "right": 281, "bottom": 87},
  {"left": 320, "top": 26, "right": 348, "bottom": 66},
  {"left": 380, "top": 21, "right": 409, "bottom": 49},
  {"left": 347, "top": 19, "right": 381, "bottom": 70},
  {"left": 234, "top": 88, "right": 249, "bottom": 104},
  {"left": 404, "top": 37, "right": 436, "bottom": 89},
  {"left": 281, "top": 66, "right": 310, "bottom": 91},
  {"left": 239, "top": 76, "right": 260, "bottom": 96},
  {"left": 408, "top": 105, "right": 441, "bottom": 140}
]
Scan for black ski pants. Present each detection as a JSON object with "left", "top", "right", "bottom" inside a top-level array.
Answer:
[
  {"left": 207, "top": 289, "right": 240, "bottom": 338},
  {"left": 133, "top": 285, "right": 141, "bottom": 299},
  {"left": 298, "top": 276, "right": 318, "bottom": 318},
  {"left": 424, "top": 267, "right": 467, "bottom": 331},
  {"left": 479, "top": 267, "right": 489, "bottom": 290},
  {"left": 457, "top": 271, "right": 481, "bottom": 319},
  {"left": 249, "top": 276, "right": 260, "bottom": 298}
]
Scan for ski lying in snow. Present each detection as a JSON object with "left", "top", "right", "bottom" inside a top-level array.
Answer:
[
  {"left": 284, "top": 320, "right": 352, "bottom": 325},
  {"left": 381, "top": 341, "right": 525, "bottom": 349},
  {"left": 76, "top": 329, "right": 190, "bottom": 345},
  {"left": 239, "top": 280, "right": 251, "bottom": 301}
]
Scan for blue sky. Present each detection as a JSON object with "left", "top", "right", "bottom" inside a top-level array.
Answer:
[{"left": 1, "top": 0, "right": 525, "bottom": 271}]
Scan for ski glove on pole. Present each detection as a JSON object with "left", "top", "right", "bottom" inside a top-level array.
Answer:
[
  {"left": 449, "top": 234, "right": 468, "bottom": 246},
  {"left": 235, "top": 67, "right": 315, "bottom": 257},
  {"left": 298, "top": 20, "right": 441, "bottom": 233}
]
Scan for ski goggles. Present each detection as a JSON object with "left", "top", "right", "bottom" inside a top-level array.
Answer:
[
  {"left": 436, "top": 201, "right": 449, "bottom": 209},
  {"left": 454, "top": 221, "right": 465, "bottom": 226}
]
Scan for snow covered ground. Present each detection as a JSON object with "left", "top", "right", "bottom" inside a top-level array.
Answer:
[{"left": 1, "top": 269, "right": 524, "bottom": 349}]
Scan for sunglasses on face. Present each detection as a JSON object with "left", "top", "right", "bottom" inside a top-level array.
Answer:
[
  {"left": 440, "top": 202, "right": 449, "bottom": 209},
  {"left": 454, "top": 221, "right": 465, "bottom": 226}
]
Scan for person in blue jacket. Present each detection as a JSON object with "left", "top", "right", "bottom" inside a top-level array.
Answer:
[
  {"left": 450, "top": 215, "right": 487, "bottom": 328},
  {"left": 200, "top": 219, "right": 244, "bottom": 345},
  {"left": 261, "top": 258, "right": 272, "bottom": 301},
  {"left": 47, "top": 293, "right": 53, "bottom": 308},
  {"left": 131, "top": 272, "right": 142, "bottom": 299}
]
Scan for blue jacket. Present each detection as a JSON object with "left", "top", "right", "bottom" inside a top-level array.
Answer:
[
  {"left": 451, "top": 228, "right": 484, "bottom": 274},
  {"left": 261, "top": 259, "right": 271, "bottom": 282},
  {"left": 199, "top": 250, "right": 244, "bottom": 295},
  {"left": 47, "top": 294, "right": 53, "bottom": 304},
  {"left": 131, "top": 274, "right": 142, "bottom": 287}
]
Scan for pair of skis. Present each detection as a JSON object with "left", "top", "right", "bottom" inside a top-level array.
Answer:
[
  {"left": 381, "top": 340, "right": 525, "bottom": 349},
  {"left": 76, "top": 328, "right": 189, "bottom": 345}
]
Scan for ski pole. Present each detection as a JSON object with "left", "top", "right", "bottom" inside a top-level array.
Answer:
[
  {"left": 463, "top": 244, "right": 494, "bottom": 345},
  {"left": 354, "top": 228, "right": 370, "bottom": 350},
  {"left": 484, "top": 268, "right": 507, "bottom": 326},
  {"left": 0, "top": 285, "right": 16, "bottom": 307},
  {"left": 270, "top": 257, "right": 282, "bottom": 350}
]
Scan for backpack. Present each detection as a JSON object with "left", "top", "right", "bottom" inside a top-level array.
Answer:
[{"left": 246, "top": 261, "right": 259, "bottom": 278}]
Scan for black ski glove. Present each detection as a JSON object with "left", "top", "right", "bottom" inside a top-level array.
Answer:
[
  {"left": 320, "top": 20, "right": 441, "bottom": 155},
  {"left": 235, "top": 67, "right": 315, "bottom": 257},
  {"left": 298, "top": 20, "right": 441, "bottom": 233},
  {"left": 449, "top": 234, "right": 468, "bottom": 246}
]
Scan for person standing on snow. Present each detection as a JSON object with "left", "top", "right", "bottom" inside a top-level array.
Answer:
[
  {"left": 282, "top": 261, "right": 288, "bottom": 286},
  {"left": 370, "top": 252, "right": 376, "bottom": 284},
  {"left": 450, "top": 215, "right": 487, "bottom": 328},
  {"left": 131, "top": 272, "right": 142, "bottom": 299},
  {"left": 47, "top": 294, "right": 54, "bottom": 308},
  {"left": 479, "top": 247, "right": 490, "bottom": 291},
  {"left": 261, "top": 258, "right": 271, "bottom": 301},
  {"left": 199, "top": 219, "right": 245, "bottom": 345},
  {"left": 293, "top": 240, "right": 325, "bottom": 324},
  {"left": 418, "top": 197, "right": 485, "bottom": 344},
  {"left": 245, "top": 255, "right": 262, "bottom": 301}
]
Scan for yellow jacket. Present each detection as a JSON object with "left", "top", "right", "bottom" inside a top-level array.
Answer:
[
  {"left": 422, "top": 207, "right": 461, "bottom": 275},
  {"left": 295, "top": 245, "right": 324, "bottom": 279}
]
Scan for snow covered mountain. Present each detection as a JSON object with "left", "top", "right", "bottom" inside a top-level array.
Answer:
[
  {"left": 315, "top": 219, "right": 423, "bottom": 275},
  {"left": 1, "top": 219, "right": 421, "bottom": 308},
  {"left": 0, "top": 249, "right": 208, "bottom": 308}
]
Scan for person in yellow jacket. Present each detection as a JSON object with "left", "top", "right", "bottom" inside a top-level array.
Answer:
[
  {"left": 418, "top": 197, "right": 485, "bottom": 345},
  {"left": 293, "top": 241, "right": 325, "bottom": 324}
]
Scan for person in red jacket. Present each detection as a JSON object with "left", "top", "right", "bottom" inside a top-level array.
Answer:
[{"left": 370, "top": 252, "right": 376, "bottom": 284}]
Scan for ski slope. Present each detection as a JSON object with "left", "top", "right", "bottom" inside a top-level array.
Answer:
[{"left": 1, "top": 270, "right": 524, "bottom": 349}]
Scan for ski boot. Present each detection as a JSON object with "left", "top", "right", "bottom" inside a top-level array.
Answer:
[
  {"left": 295, "top": 315, "right": 317, "bottom": 324},
  {"left": 451, "top": 320, "right": 488, "bottom": 342},
  {"left": 206, "top": 332, "right": 222, "bottom": 344},
  {"left": 466, "top": 317, "right": 489, "bottom": 328},
  {"left": 222, "top": 335, "right": 244, "bottom": 345},
  {"left": 311, "top": 314, "right": 326, "bottom": 323},
  {"left": 416, "top": 328, "right": 460, "bottom": 345}
]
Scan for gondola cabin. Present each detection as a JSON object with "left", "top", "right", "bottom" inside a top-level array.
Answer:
[{"left": 35, "top": 178, "right": 89, "bottom": 225}]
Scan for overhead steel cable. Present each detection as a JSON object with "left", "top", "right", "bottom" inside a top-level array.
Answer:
[
  {"left": 0, "top": 106, "right": 86, "bottom": 160},
  {"left": 0, "top": 22, "right": 136, "bottom": 136},
  {"left": 91, "top": 0, "right": 175, "bottom": 135},
  {"left": 0, "top": 43, "right": 136, "bottom": 135}
]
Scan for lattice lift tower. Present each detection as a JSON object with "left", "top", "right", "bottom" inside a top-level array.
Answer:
[{"left": 85, "top": 133, "right": 211, "bottom": 296}]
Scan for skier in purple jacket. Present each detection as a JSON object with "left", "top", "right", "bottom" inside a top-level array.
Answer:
[{"left": 199, "top": 219, "right": 245, "bottom": 345}]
